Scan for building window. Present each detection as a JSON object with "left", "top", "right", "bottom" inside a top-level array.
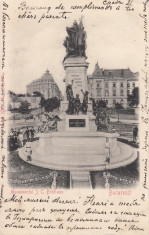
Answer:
[
  {"left": 97, "top": 89, "right": 101, "bottom": 96},
  {"left": 105, "top": 90, "right": 109, "bottom": 96},
  {"left": 120, "top": 82, "right": 123, "bottom": 88},
  {"left": 127, "top": 90, "right": 130, "bottom": 95},
  {"left": 127, "top": 82, "right": 130, "bottom": 88},
  {"left": 97, "top": 83, "right": 100, "bottom": 88},
  {"left": 133, "top": 82, "right": 135, "bottom": 88},
  {"left": 113, "top": 90, "right": 116, "bottom": 96},
  {"left": 113, "top": 82, "right": 116, "bottom": 88},
  {"left": 120, "top": 89, "right": 124, "bottom": 96},
  {"left": 120, "top": 99, "right": 123, "bottom": 107},
  {"left": 113, "top": 100, "right": 116, "bottom": 105},
  {"left": 105, "top": 82, "right": 108, "bottom": 88}
]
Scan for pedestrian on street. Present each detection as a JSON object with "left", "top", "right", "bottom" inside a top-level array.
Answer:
[
  {"left": 133, "top": 126, "right": 138, "bottom": 142},
  {"left": 9, "top": 129, "right": 14, "bottom": 151},
  {"left": 30, "top": 127, "right": 35, "bottom": 139},
  {"left": 18, "top": 131, "right": 24, "bottom": 147},
  {"left": 25, "top": 127, "right": 30, "bottom": 140}
]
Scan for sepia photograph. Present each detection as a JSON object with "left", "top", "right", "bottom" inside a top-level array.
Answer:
[
  {"left": 1, "top": 0, "right": 148, "bottom": 234},
  {"left": 7, "top": 9, "right": 140, "bottom": 190}
]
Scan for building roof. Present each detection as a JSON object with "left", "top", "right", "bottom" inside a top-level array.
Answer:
[
  {"left": 27, "top": 69, "right": 55, "bottom": 86},
  {"left": 103, "top": 68, "right": 138, "bottom": 79},
  {"left": 93, "top": 62, "right": 103, "bottom": 76},
  {"left": 90, "top": 63, "right": 139, "bottom": 80}
]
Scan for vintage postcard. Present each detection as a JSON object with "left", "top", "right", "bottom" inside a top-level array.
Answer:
[{"left": 0, "top": 0, "right": 149, "bottom": 234}]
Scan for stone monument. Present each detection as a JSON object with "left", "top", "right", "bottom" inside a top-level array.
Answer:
[
  {"left": 19, "top": 19, "right": 137, "bottom": 189},
  {"left": 61, "top": 19, "right": 92, "bottom": 114}
]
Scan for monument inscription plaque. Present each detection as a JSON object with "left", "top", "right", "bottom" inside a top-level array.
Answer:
[
  {"left": 66, "top": 115, "right": 89, "bottom": 131},
  {"left": 69, "top": 119, "right": 86, "bottom": 128}
]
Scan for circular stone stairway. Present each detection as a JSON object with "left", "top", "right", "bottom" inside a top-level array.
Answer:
[{"left": 18, "top": 133, "right": 137, "bottom": 189}]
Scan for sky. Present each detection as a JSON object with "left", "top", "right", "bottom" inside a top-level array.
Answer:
[{"left": 6, "top": 0, "right": 144, "bottom": 95}]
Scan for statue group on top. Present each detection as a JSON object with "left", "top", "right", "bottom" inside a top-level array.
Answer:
[
  {"left": 63, "top": 18, "right": 87, "bottom": 62},
  {"left": 66, "top": 80, "right": 89, "bottom": 115}
]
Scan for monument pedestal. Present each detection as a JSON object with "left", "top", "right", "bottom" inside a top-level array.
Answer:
[
  {"left": 64, "top": 57, "right": 89, "bottom": 101},
  {"left": 61, "top": 56, "right": 93, "bottom": 114},
  {"left": 60, "top": 100, "right": 68, "bottom": 113}
]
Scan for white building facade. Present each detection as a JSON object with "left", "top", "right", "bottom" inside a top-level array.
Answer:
[
  {"left": 88, "top": 63, "right": 139, "bottom": 108},
  {"left": 27, "top": 69, "right": 62, "bottom": 100}
]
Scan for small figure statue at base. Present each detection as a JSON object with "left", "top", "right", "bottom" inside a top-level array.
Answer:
[
  {"left": 66, "top": 80, "right": 75, "bottom": 115},
  {"left": 81, "top": 90, "right": 89, "bottom": 114},
  {"left": 38, "top": 112, "right": 61, "bottom": 133},
  {"left": 95, "top": 109, "right": 108, "bottom": 132},
  {"left": 74, "top": 94, "right": 81, "bottom": 115}
]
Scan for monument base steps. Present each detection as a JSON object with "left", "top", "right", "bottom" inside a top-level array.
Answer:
[
  {"left": 72, "top": 180, "right": 91, "bottom": 189},
  {"left": 70, "top": 170, "right": 91, "bottom": 188}
]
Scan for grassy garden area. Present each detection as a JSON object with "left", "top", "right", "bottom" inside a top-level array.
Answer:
[
  {"left": 8, "top": 151, "right": 70, "bottom": 189},
  {"left": 90, "top": 157, "right": 139, "bottom": 189},
  {"left": 111, "top": 113, "right": 138, "bottom": 120},
  {"left": 110, "top": 121, "right": 137, "bottom": 139}
]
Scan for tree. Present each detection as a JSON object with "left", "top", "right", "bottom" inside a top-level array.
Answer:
[
  {"left": 11, "top": 95, "right": 20, "bottom": 123},
  {"left": 128, "top": 87, "right": 139, "bottom": 107},
  {"left": 33, "top": 91, "right": 43, "bottom": 97},
  {"left": 18, "top": 100, "right": 31, "bottom": 122},
  {"left": 17, "top": 93, "right": 26, "bottom": 97},
  {"left": 8, "top": 90, "right": 16, "bottom": 96},
  {"left": 39, "top": 96, "right": 46, "bottom": 113},
  {"left": 114, "top": 102, "right": 123, "bottom": 122},
  {"left": 44, "top": 97, "right": 60, "bottom": 112},
  {"left": 96, "top": 99, "right": 107, "bottom": 110}
]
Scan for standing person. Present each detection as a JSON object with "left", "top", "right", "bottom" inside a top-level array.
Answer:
[
  {"left": 133, "top": 126, "right": 138, "bottom": 142},
  {"left": 13, "top": 131, "right": 19, "bottom": 150},
  {"left": 9, "top": 128, "right": 14, "bottom": 136},
  {"left": 18, "top": 131, "right": 24, "bottom": 147},
  {"left": 17, "top": 128, "right": 21, "bottom": 135},
  {"left": 9, "top": 129, "right": 14, "bottom": 151},
  {"left": 25, "top": 139, "right": 32, "bottom": 162},
  {"left": 25, "top": 127, "right": 30, "bottom": 140},
  {"left": 30, "top": 127, "right": 35, "bottom": 139}
]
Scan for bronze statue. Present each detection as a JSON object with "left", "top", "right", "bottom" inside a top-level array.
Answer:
[
  {"left": 74, "top": 94, "right": 81, "bottom": 115},
  {"left": 63, "top": 19, "right": 87, "bottom": 62},
  {"left": 95, "top": 109, "right": 113, "bottom": 132},
  {"left": 77, "top": 23, "right": 87, "bottom": 57},
  {"left": 81, "top": 90, "right": 89, "bottom": 114},
  {"left": 66, "top": 80, "right": 75, "bottom": 115},
  {"left": 38, "top": 112, "right": 61, "bottom": 133}
]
